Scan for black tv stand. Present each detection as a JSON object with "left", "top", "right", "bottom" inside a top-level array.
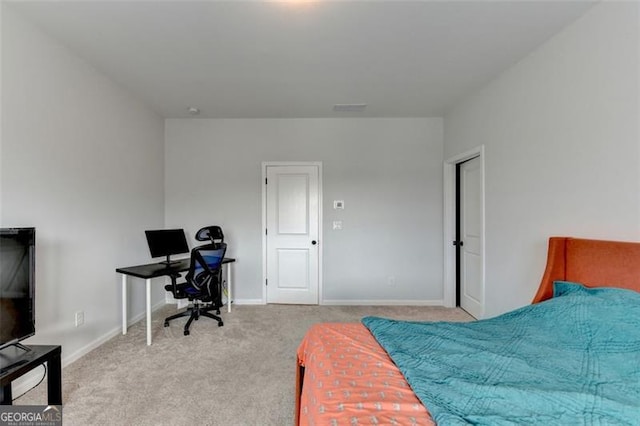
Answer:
[{"left": 0, "top": 345, "right": 61, "bottom": 405}]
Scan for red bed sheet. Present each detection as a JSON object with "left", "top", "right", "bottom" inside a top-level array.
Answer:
[{"left": 297, "top": 322, "right": 434, "bottom": 426}]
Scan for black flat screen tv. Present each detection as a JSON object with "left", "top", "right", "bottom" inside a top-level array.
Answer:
[
  {"left": 0, "top": 227, "right": 36, "bottom": 350},
  {"left": 145, "top": 229, "right": 189, "bottom": 265}
]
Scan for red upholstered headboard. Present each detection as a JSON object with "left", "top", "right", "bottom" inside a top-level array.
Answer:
[{"left": 533, "top": 237, "right": 640, "bottom": 303}]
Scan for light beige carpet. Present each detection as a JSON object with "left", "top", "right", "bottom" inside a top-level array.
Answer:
[{"left": 16, "top": 304, "right": 472, "bottom": 425}]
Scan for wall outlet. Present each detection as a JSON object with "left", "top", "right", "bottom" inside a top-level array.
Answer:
[
  {"left": 388, "top": 276, "right": 396, "bottom": 287},
  {"left": 75, "top": 311, "right": 84, "bottom": 327}
]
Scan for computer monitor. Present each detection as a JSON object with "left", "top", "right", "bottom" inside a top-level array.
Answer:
[{"left": 144, "top": 229, "right": 189, "bottom": 265}]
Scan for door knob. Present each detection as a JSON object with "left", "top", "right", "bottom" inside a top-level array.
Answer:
[{"left": 311, "top": 240, "right": 317, "bottom": 245}]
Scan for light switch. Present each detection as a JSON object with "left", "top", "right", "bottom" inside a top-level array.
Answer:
[
  {"left": 333, "top": 200, "right": 345, "bottom": 209},
  {"left": 333, "top": 221, "right": 343, "bottom": 230}
]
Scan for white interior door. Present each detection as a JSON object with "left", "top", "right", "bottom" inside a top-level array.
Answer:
[
  {"left": 265, "top": 165, "right": 319, "bottom": 304},
  {"left": 460, "top": 156, "right": 483, "bottom": 318}
]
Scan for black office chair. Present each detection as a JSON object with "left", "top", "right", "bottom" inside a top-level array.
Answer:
[{"left": 164, "top": 241, "right": 227, "bottom": 335}]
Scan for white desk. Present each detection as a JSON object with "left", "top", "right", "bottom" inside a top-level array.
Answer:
[{"left": 116, "top": 258, "right": 235, "bottom": 345}]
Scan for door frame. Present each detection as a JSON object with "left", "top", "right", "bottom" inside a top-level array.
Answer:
[
  {"left": 443, "top": 146, "right": 485, "bottom": 316},
  {"left": 261, "top": 161, "right": 323, "bottom": 305}
]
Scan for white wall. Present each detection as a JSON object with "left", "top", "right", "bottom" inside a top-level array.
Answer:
[
  {"left": 1, "top": 7, "right": 165, "bottom": 363},
  {"left": 444, "top": 2, "right": 640, "bottom": 317},
  {"left": 165, "top": 118, "right": 444, "bottom": 304}
]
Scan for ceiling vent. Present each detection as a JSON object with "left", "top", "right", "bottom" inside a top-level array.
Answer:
[{"left": 333, "top": 103, "right": 367, "bottom": 112}]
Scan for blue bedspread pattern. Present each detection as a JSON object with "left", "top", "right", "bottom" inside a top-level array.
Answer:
[{"left": 362, "top": 282, "right": 640, "bottom": 425}]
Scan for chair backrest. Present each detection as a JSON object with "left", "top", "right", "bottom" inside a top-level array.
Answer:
[
  {"left": 186, "top": 242, "right": 227, "bottom": 300},
  {"left": 195, "top": 226, "right": 224, "bottom": 246}
]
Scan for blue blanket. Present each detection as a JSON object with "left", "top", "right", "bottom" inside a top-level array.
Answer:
[{"left": 362, "top": 282, "right": 640, "bottom": 425}]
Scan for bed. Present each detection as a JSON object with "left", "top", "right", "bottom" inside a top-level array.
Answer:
[{"left": 295, "top": 237, "right": 640, "bottom": 425}]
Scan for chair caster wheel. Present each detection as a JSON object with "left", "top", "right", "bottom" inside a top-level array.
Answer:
[
  {"left": 164, "top": 321, "right": 169, "bottom": 327},
  {"left": 216, "top": 310, "right": 221, "bottom": 315},
  {"left": 218, "top": 321, "right": 224, "bottom": 327},
  {"left": 184, "top": 330, "right": 190, "bottom": 336}
]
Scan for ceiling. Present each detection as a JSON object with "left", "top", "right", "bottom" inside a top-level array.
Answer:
[{"left": 8, "top": 1, "right": 597, "bottom": 119}]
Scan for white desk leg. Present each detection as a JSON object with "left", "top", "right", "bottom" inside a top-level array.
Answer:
[
  {"left": 146, "top": 278, "right": 152, "bottom": 346},
  {"left": 122, "top": 274, "right": 127, "bottom": 335},
  {"left": 227, "top": 263, "right": 232, "bottom": 313}
]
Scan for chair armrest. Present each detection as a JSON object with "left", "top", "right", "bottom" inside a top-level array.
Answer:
[{"left": 165, "top": 273, "right": 184, "bottom": 296}]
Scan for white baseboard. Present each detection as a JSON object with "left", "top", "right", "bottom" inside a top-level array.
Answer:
[
  {"left": 231, "top": 299, "right": 445, "bottom": 306},
  {"left": 232, "top": 298, "right": 264, "bottom": 305},
  {"left": 321, "top": 299, "right": 445, "bottom": 306},
  {"left": 64, "top": 299, "right": 166, "bottom": 367},
  {"left": 10, "top": 300, "right": 166, "bottom": 401}
]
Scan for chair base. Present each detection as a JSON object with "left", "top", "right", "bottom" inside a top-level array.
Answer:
[{"left": 164, "top": 302, "right": 223, "bottom": 335}]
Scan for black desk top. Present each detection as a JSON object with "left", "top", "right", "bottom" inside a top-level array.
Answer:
[{"left": 116, "top": 258, "right": 235, "bottom": 279}]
